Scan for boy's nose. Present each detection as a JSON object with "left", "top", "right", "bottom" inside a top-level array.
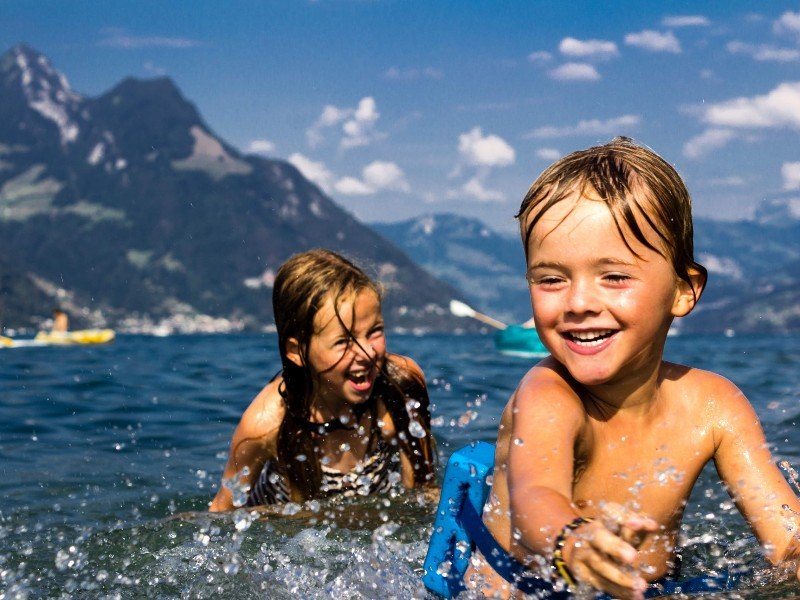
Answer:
[{"left": 565, "top": 279, "right": 601, "bottom": 314}]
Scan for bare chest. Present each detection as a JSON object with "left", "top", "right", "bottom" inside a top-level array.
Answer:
[{"left": 573, "top": 417, "right": 714, "bottom": 524}]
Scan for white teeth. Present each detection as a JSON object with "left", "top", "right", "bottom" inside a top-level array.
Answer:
[
  {"left": 349, "top": 370, "right": 368, "bottom": 383},
  {"left": 567, "top": 330, "right": 614, "bottom": 344}
]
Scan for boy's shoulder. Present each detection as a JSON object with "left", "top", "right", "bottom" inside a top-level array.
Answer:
[
  {"left": 660, "top": 362, "right": 751, "bottom": 418},
  {"left": 511, "top": 358, "right": 587, "bottom": 414},
  {"left": 661, "top": 362, "right": 741, "bottom": 397}
]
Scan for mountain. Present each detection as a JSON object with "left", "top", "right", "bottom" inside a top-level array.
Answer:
[
  {"left": 373, "top": 214, "right": 531, "bottom": 324},
  {"left": 0, "top": 44, "right": 470, "bottom": 333},
  {"left": 374, "top": 200, "right": 800, "bottom": 333}
]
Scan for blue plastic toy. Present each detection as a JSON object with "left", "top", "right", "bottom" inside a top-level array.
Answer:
[{"left": 422, "top": 442, "right": 740, "bottom": 599}]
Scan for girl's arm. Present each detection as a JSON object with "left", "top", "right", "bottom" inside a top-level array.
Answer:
[
  {"left": 209, "top": 380, "right": 284, "bottom": 512},
  {"left": 508, "top": 367, "right": 657, "bottom": 599},
  {"left": 384, "top": 354, "right": 436, "bottom": 489},
  {"left": 711, "top": 376, "right": 800, "bottom": 567}
]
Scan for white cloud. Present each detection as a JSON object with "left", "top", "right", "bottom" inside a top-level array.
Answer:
[
  {"left": 624, "top": 30, "right": 682, "bottom": 53},
  {"left": 549, "top": 62, "right": 601, "bottom": 81},
  {"left": 341, "top": 97, "right": 382, "bottom": 149},
  {"left": 449, "top": 128, "right": 515, "bottom": 203},
  {"left": 99, "top": 28, "right": 201, "bottom": 49},
  {"left": 662, "top": 15, "right": 710, "bottom": 27},
  {"left": 384, "top": 66, "right": 443, "bottom": 80},
  {"left": 306, "top": 97, "right": 384, "bottom": 150},
  {"left": 558, "top": 37, "right": 619, "bottom": 60},
  {"left": 701, "top": 81, "right": 800, "bottom": 129},
  {"left": 246, "top": 139, "right": 276, "bottom": 155},
  {"left": 727, "top": 41, "right": 800, "bottom": 62},
  {"left": 774, "top": 11, "right": 800, "bottom": 40},
  {"left": 362, "top": 161, "right": 410, "bottom": 192},
  {"left": 458, "top": 127, "right": 516, "bottom": 167},
  {"left": 334, "top": 176, "right": 373, "bottom": 195},
  {"left": 536, "top": 148, "right": 561, "bottom": 161},
  {"left": 708, "top": 176, "right": 746, "bottom": 187},
  {"left": 783, "top": 162, "right": 800, "bottom": 190},
  {"left": 334, "top": 160, "right": 410, "bottom": 196},
  {"left": 143, "top": 61, "right": 167, "bottom": 76},
  {"left": 459, "top": 177, "right": 505, "bottom": 202},
  {"left": 528, "top": 51, "right": 553, "bottom": 65},
  {"left": 526, "top": 114, "right": 640, "bottom": 139},
  {"left": 682, "top": 128, "right": 737, "bottom": 159},
  {"left": 288, "top": 153, "right": 334, "bottom": 193}
]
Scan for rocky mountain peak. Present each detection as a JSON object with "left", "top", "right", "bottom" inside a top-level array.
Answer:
[{"left": 1, "top": 44, "right": 82, "bottom": 144}]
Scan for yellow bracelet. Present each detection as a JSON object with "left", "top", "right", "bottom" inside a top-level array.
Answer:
[{"left": 551, "top": 516, "right": 594, "bottom": 587}]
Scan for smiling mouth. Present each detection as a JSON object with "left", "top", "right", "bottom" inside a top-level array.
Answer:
[
  {"left": 347, "top": 369, "right": 374, "bottom": 388},
  {"left": 563, "top": 329, "right": 616, "bottom": 346}
]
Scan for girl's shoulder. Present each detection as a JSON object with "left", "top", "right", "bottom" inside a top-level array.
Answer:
[
  {"left": 237, "top": 376, "right": 287, "bottom": 445},
  {"left": 385, "top": 352, "right": 425, "bottom": 381}
]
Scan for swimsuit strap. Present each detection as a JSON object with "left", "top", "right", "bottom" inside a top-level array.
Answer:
[{"left": 291, "top": 396, "right": 375, "bottom": 435}]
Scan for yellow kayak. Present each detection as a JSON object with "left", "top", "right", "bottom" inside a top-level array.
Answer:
[{"left": 33, "top": 329, "right": 116, "bottom": 345}]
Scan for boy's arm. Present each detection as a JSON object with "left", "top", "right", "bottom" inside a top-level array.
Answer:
[
  {"left": 712, "top": 377, "right": 800, "bottom": 564},
  {"left": 508, "top": 368, "right": 656, "bottom": 599}
]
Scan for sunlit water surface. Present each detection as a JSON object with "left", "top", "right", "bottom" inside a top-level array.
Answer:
[{"left": 1, "top": 333, "right": 799, "bottom": 598}]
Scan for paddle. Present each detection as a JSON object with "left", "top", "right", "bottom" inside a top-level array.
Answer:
[{"left": 449, "top": 300, "right": 507, "bottom": 330}]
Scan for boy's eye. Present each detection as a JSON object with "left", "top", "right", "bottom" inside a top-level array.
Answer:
[
  {"left": 603, "top": 273, "right": 631, "bottom": 284},
  {"left": 528, "top": 274, "right": 564, "bottom": 287},
  {"left": 369, "top": 325, "right": 385, "bottom": 338}
]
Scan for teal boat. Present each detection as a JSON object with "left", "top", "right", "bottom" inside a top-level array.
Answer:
[{"left": 494, "top": 324, "right": 548, "bottom": 358}]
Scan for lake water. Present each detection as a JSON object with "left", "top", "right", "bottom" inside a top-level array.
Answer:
[{"left": 1, "top": 333, "right": 799, "bottom": 598}]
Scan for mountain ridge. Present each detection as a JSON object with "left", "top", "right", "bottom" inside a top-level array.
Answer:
[{"left": 0, "top": 45, "right": 470, "bottom": 333}]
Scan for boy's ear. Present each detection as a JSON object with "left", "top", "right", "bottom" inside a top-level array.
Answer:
[
  {"left": 284, "top": 337, "right": 304, "bottom": 367},
  {"left": 672, "top": 268, "right": 706, "bottom": 317}
]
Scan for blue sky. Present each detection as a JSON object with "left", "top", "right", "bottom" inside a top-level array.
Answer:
[{"left": 2, "top": 1, "right": 800, "bottom": 232}]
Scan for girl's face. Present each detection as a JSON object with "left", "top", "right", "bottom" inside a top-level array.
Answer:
[
  {"left": 304, "top": 289, "right": 386, "bottom": 414},
  {"left": 525, "top": 192, "right": 697, "bottom": 388}
]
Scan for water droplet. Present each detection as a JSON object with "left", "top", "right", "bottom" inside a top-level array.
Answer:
[
  {"left": 513, "top": 437, "right": 524, "bottom": 446},
  {"left": 436, "top": 560, "right": 452, "bottom": 576},
  {"left": 408, "top": 420, "right": 426, "bottom": 438}
]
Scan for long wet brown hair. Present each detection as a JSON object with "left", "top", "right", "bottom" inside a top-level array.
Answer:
[{"left": 272, "top": 249, "right": 436, "bottom": 500}]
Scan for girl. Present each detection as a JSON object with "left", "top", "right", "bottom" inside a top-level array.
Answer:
[
  {"left": 210, "top": 249, "right": 436, "bottom": 511},
  {"left": 468, "top": 138, "right": 800, "bottom": 599}
]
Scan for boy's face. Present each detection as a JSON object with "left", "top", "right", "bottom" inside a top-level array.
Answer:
[{"left": 524, "top": 191, "right": 693, "bottom": 388}]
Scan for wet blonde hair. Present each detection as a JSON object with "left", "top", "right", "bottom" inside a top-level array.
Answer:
[{"left": 517, "top": 137, "right": 707, "bottom": 293}]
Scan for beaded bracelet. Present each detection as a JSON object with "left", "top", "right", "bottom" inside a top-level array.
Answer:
[{"left": 551, "top": 516, "right": 594, "bottom": 587}]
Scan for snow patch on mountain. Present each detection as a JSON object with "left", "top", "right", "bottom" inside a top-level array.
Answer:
[
  {"left": 0, "top": 164, "right": 63, "bottom": 220},
  {"left": 171, "top": 126, "right": 252, "bottom": 180},
  {"left": 14, "top": 47, "right": 82, "bottom": 145}
]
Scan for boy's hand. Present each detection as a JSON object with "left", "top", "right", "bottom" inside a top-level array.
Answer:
[{"left": 565, "top": 504, "right": 659, "bottom": 600}]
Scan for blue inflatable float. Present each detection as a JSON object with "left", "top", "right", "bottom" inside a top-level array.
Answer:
[
  {"left": 423, "top": 442, "right": 740, "bottom": 598},
  {"left": 494, "top": 325, "right": 549, "bottom": 358}
]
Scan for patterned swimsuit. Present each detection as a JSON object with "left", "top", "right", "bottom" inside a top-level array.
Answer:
[{"left": 246, "top": 436, "right": 400, "bottom": 506}]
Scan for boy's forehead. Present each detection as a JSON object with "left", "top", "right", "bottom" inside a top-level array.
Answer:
[{"left": 524, "top": 192, "right": 668, "bottom": 260}]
